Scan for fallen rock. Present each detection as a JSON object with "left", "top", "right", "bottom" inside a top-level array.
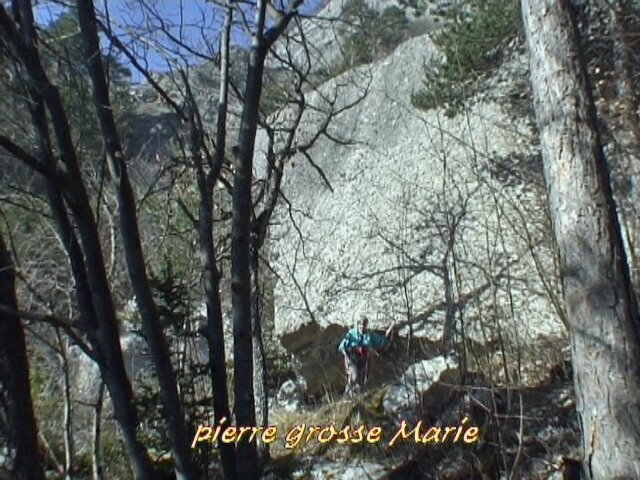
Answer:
[
  {"left": 383, "top": 356, "right": 458, "bottom": 419},
  {"left": 277, "top": 378, "right": 308, "bottom": 411},
  {"left": 279, "top": 320, "right": 347, "bottom": 397},
  {"left": 302, "top": 459, "right": 387, "bottom": 480}
]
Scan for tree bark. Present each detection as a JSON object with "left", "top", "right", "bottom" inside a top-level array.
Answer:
[
  {"left": 231, "top": 43, "right": 265, "bottom": 480},
  {"left": 92, "top": 381, "right": 105, "bottom": 480},
  {"left": 0, "top": 231, "right": 46, "bottom": 480},
  {"left": 76, "top": 2, "right": 197, "bottom": 479},
  {"left": 522, "top": 1, "right": 640, "bottom": 478},
  {"left": 230, "top": 4, "right": 304, "bottom": 476},
  {"left": 1, "top": 3, "right": 156, "bottom": 478},
  {"left": 251, "top": 231, "right": 270, "bottom": 463},
  {"left": 197, "top": 3, "right": 238, "bottom": 478},
  {"left": 56, "top": 331, "right": 75, "bottom": 480}
]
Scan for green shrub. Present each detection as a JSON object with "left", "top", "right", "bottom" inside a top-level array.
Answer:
[
  {"left": 412, "top": 0, "right": 522, "bottom": 116},
  {"left": 334, "top": 0, "right": 410, "bottom": 73},
  {"left": 397, "top": 0, "right": 426, "bottom": 18}
]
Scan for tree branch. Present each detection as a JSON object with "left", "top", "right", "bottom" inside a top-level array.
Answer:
[
  {"left": 0, "top": 135, "right": 59, "bottom": 181},
  {"left": 95, "top": 17, "right": 187, "bottom": 122},
  {"left": 263, "top": 0, "right": 305, "bottom": 50},
  {"left": 0, "top": 303, "right": 95, "bottom": 360}
]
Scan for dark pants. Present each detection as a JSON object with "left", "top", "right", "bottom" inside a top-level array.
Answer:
[{"left": 344, "top": 352, "right": 369, "bottom": 396}]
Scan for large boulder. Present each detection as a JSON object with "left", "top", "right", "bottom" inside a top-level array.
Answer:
[
  {"left": 383, "top": 356, "right": 458, "bottom": 419},
  {"left": 277, "top": 378, "right": 308, "bottom": 411},
  {"left": 279, "top": 321, "right": 349, "bottom": 397}
]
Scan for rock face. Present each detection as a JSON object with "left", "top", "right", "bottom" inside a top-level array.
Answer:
[
  {"left": 266, "top": 30, "right": 566, "bottom": 386},
  {"left": 119, "top": 0, "right": 567, "bottom": 397},
  {"left": 269, "top": 0, "right": 441, "bottom": 76}
]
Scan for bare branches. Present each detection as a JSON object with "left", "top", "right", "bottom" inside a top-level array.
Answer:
[
  {"left": 0, "top": 135, "right": 59, "bottom": 181},
  {"left": 213, "top": 0, "right": 233, "bottom": 187},
  {"left": 0, "top": 303, "right": 95, "bottom": 360},
  {"left": 78, "top": 1, "right": 199, "bottom": 476},
  {"left": 97, "top": 18, "right": 187, "bottom": 121},
  {"left": 176, "top": 198, "right": 198, "bottom": 227},
  {"left": 263, "top": 0, "right": 305, "bottom": 50}
]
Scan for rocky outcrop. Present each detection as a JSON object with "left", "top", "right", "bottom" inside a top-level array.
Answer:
[
  {"left": 268, "top": 0, "right": 446, "bottom": 76},
  {"left": 267, "top": 31, "right": 565, "bottom": 389},
  {"left": 119, "top": 0, "right": 567, "bottom": 400}
]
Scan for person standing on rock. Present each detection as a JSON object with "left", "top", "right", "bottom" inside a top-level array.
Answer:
[{"left": 338, "top": 316, "right": 394, "bottom": 396}]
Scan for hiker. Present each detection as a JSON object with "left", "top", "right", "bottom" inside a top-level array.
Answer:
[{"left": 338, "top": 316, "right": 394, "bottom": 396}]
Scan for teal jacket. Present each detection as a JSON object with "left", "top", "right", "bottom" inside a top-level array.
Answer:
[{"left": 338, "top": 327, "right": 389, "bottom": 355}]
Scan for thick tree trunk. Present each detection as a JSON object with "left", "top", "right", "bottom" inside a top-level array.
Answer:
[
  {"left": 610, "top": 0, "right": 640, "bottom": 294},
  {"left": 76, "top": 3, "right": 197, "bottom": 479},
  {"left": 522, "top": 1, "right": 640, "bottom": 478},
  {"left": 0, "top": 231, "right": 46, "bottom": 480},
  {"left": 228, "top": 1, "right": 301, "bottom": 476}
]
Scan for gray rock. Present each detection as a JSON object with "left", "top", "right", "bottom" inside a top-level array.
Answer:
[
  {"left": 277, "top": 378, "right": 308, "bottom": 411},
  {"left": 267, "top": 32, "right": 564, "bottom": 363},
  {"left": 278, "top": 321, "right": 348, "bottom": 396},
  {"left": 301, "top": 459, "right": 387, "bottom": 480},
  {"left": 68, "top": 344, "right": 101, "bottom": 401},
  {"left": 383, "top": 356, "right": 458, "bottom": 418}
]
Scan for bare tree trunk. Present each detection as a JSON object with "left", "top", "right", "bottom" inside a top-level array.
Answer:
[
  {"left": 251, "top": 232, "right": 270, "bottom": 464},
  {"left": 231, "top": 48, "right": 264, "bottom": 480},
  {"left": 199, "top": 190, "right": 237, "bottom": 480},
  {"left": 610, "top": 0, "right": 640, "bottom": 293},
  {"left": 197, "top": 4, "right": 237, "bottom": 478},
  {"left": 522, "top": 1, "right": 640, "bottom": 478},
  {"left": 76, "top": 2, "right": 197, "bottom": 479},
  {"left": 0, "top": 230, "right": 46, "bottom": 480},
  {"left": 93, "top": 382, "right": 105, "bottom": 480},
  {"left": 56, "top": 330, "right": 75, "bottom": 480},
  {"left": 229, "top": 0, "right": 303, "bottom": 477},
  {"left": 1, "top": 3, "right": 155, "bottom": 478}
]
